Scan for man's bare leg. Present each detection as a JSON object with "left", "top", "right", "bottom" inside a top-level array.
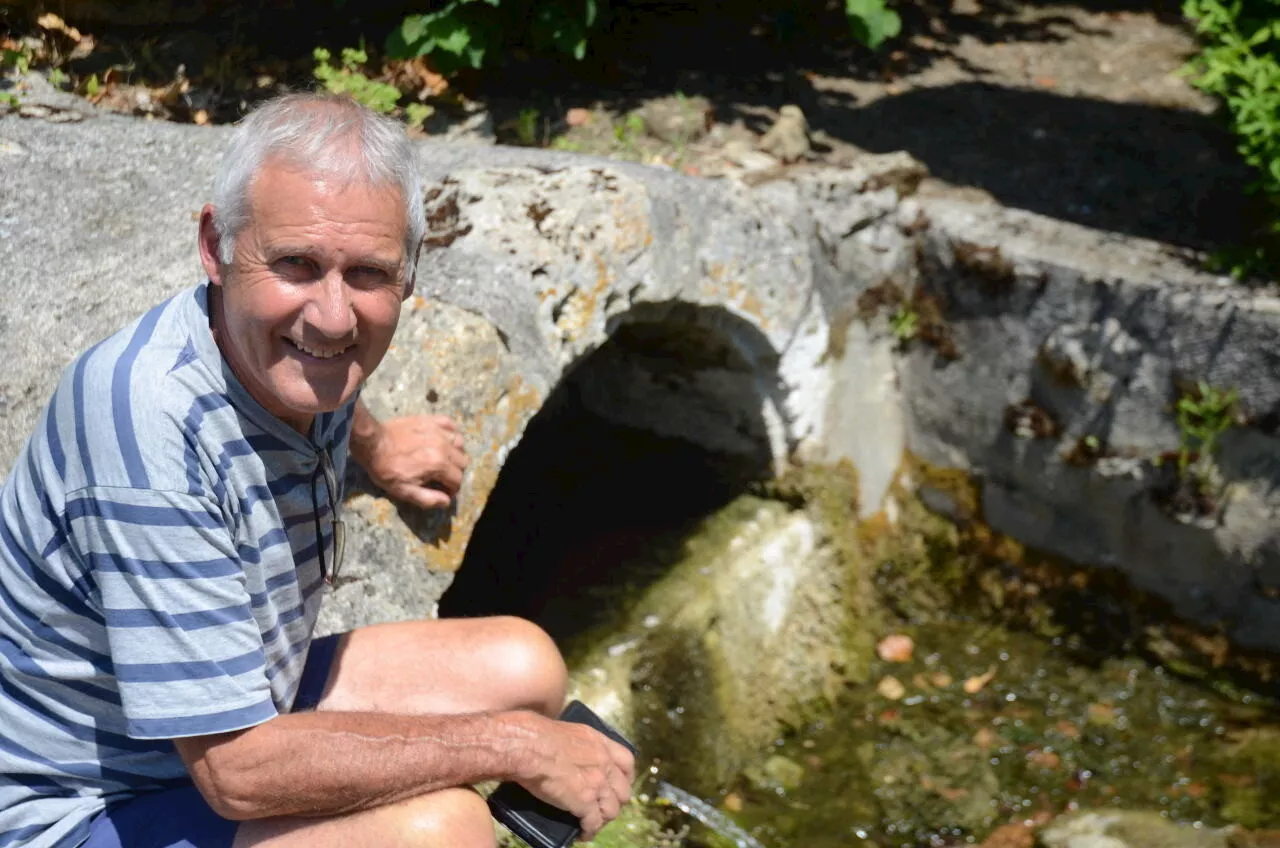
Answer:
[
  {"left": 233, "top": 615, "right": 567, "bottom": 847},
  {"left": 235, "top": 788, "right": 495, "bottom": 848}
]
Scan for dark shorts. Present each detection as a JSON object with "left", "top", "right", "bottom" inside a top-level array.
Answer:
[{"left": 82, "top": 634, "right": 343, "bottom": 848}]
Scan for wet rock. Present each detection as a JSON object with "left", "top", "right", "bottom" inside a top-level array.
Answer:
[
  {"left": 744, "top": 754, "right": 806, "bottom": 793},
  {"left": 983, "top": 823, "right": 1036, "bottom": 848},
  {"left": 1228, "top": 830, "right": 1280, "bottom": 848},
  {"left": 1212, "top": 727, "right": 1280, "bottom": 828},
  {"left": 1041, "top": 810, "right": 1228, "bottom": 848},
  {"left": 865, "top": 729, "right": 1000, "bottom": 836}
]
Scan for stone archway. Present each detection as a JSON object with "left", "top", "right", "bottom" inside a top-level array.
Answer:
[{"left": 438, "top": 302, "right": 783, "bottom": 635}]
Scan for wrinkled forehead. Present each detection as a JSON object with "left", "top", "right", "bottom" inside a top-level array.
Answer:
[{"left": 244, "top": 153, "right": 410, "bottom": 239}]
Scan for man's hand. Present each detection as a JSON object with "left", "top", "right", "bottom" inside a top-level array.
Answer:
[
  {"left": 351, "top": 402, "right": 469, "bottom": 510},
  {"left": 514, "top": 713, "right": 637, "bottom": 841}
]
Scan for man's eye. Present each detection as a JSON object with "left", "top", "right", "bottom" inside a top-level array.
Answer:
[{"left": 350, "top": 266, "right": 390, "bottom": 282}]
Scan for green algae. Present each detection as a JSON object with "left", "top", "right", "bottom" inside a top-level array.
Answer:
[
  {"left": 502, "top": 454, "right": 1280, "bottom": 848},
  {"left": 723, "top": 615, "right": 1279, "bottom": 848}
]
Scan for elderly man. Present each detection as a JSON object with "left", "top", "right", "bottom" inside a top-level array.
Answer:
[{"left": 0, "top": 93, "right": 635, "bottom": 848}]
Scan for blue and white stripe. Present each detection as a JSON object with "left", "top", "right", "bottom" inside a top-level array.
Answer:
[{"left": 0, "top": 283, "right": 353, "bottom": 847}]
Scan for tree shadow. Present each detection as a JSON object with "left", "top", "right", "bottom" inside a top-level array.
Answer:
[{"left": 810, "top": 82, "right": 1257, "bottom": 251}]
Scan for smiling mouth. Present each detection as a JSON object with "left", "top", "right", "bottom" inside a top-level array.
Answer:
[{"left": 285, "top": 338, "right": 355, "bottom": 361}]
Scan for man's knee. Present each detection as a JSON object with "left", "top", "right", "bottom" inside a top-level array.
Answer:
[
  {"left": 399, "top": 787, "right": 496, "bottom": 848},
  {"left": 486, "top": 616, "right": 567, "bottom": 716}
]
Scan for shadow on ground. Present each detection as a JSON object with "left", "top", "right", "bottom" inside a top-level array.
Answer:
[
  {"left": 6, "top": 0, "right": 1258, "bottom": 251},
  {"left": 808, "top": 82, "right": 1257, "bottom": 251}
]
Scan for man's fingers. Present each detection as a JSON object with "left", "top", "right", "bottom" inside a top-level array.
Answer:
[
  {"left": 397, "top": 485, "right": 452, "bottom": 511},
  {"left": 427, "top": 415, "right": 459, "bottom": 432},
  {"left": 433, "top": 456, "right": 465, "bottom": 492},
  {"left": 607, "top": 762, "right": 632, "bottom": 809},
  {"left": 580, "top": 810, "right": 605, "bottom": 842},
  {"left": 599, "top": 785, "right": 622, "bottom": 822},
  {"left": 608, "top": 739, "right": 636, "bottom": 785}
]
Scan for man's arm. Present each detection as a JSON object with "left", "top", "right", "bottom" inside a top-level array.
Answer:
[
  {"left": 349, "top": 399, "right": 469, "bottom": 509},
  {"left": 174, "top": 708, "right": 635, "bottom": 836}
]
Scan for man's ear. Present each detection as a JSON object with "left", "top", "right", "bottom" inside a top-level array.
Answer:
[{"left": 197, "top": 204, "right": 226, "bottom": 286}]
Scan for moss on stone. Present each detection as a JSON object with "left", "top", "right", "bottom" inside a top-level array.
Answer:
[{"left": 1214, "top": 729, "right": 1280, "bottom": 828}]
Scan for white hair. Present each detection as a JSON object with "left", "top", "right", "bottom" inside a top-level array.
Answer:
[{"left": 210, "top": 92, "right": 425, "bottom": 273}]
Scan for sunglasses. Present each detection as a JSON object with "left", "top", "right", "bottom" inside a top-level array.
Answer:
[{"left": 310, "top": 448, "right": 346, "bottom": 586}]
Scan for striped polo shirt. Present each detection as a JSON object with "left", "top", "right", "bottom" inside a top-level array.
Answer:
[{"left": 0, "top": 282, "right": 353, "bottom": 848}]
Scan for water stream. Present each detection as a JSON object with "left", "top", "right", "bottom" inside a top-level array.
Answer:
[
  {"left": 448, "top": 391, "right": 1280, "bottom": 848},
  {"left": 579, "top": 486, "right": 1280, "bottom": 848}
]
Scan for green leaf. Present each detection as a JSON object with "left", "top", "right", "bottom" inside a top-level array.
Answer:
[{"left": 845, "top": 0, "right": 901, "bottom": 50}]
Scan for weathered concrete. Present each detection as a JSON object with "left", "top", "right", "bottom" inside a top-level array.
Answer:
[
  {"left": 903, "top": 199, "right": 1280, "bottom": 650},
  {"left": 0, "top": 114, "right": 913, "bottom": 640},
  {"left": 2, "top": 112, "right": 1279, "bottom": 656}
]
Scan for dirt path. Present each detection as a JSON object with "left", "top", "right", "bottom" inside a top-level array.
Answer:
[{"left": 471, "top": 0, "right": 1255, "bottom": 254}]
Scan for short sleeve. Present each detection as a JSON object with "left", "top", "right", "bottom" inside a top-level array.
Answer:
[{"left": 68, "top": 485, "right": 278, "bottom": 739}]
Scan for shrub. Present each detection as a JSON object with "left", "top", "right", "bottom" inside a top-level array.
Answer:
[
  {"left": 386, "top": 0, "right": 599, "bottom": 73},
  {"left": 313, "top": 45, "right": 433, "bottom": 128},
  {"left": 386, "top": 0, "right": 899, "bottom": 74},
  {"left": 1183, "top": 0, "right": 1280, "bottom": 278},
  {"left": 313, "top": 46, "right": 401, "bottom": 114}
]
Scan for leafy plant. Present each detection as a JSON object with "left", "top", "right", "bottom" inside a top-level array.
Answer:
[
  {"left": 1175, "top": 380, "right": 1238, "bottom": 485},
  {"left": 404, "top": 101, "right": 434, "bottom": 129},
  {"left": 2, "top": 45, "right": 33, "bottom": 76},
  {"left": 388, "top": 0, "right": 599, "bottom": 74},
  {"left": 1183, "top": 0, "right": 1280, "bottom": 278},
  {"left": 313, "top": 46, "right": 402, "bottom": 115},
  {"left": 516, "top": 107, "right": 540, "bottom": 146},
  {"left": 845, "top": 0, "right": 901, "bottom": 50},
  {"left": 530, "top": 0, "right": 598, "bottom": 60},
  {"left": 889, "top": 306, "right": 919, "bottom": 343}
]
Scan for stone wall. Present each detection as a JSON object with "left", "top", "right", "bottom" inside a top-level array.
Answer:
[{"left": 2, "top": 112, "right": 1278, "bottom": 650}]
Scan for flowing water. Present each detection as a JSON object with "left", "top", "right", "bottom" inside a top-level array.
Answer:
[
  {"left": 585, "top": 489, "right": 1280, "bottom": 848},
  {"left": 655, "top": 780, "right": 768, "bottom": 848},
  {"left": 451, "top": 404, "right": 1280, "bottom": 848},
  {"left": 716, "top": 614, "right": 1279, "bottom": 848}
]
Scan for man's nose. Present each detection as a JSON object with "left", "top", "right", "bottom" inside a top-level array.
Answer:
[{"left": 307, "top": 271, "right": 357, "bottom": 338}]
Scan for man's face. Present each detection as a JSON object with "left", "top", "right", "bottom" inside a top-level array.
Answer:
[{"left": 200, "top": 158, "right": 411, "bottom": 433}]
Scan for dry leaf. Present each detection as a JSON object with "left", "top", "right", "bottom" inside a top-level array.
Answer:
[
  {"left": 919, "top": 775, "right": 968, "bottom": 801},
  {"left": 963, "top": 665, "right": 997, "bottom": 694},
  {"left": 980, "top": 823, "right": 1035, "bottom": 848},
  {"left": 930, "top": 671, "right": 954, "bottom": 688},
  {"left": 722, "top": 792, "right": 743, "bottom": 812},
  {"left": 1172, "top": 781, "right": 1208, "bottom": 798},
  {"left": 566, "top": 107, "right": 592, "bottom": 127},
  {"left": 877, "top": 675, "right": 906, "bottom": 700},
  {"left": 973, "top": 726, "right": 1002, "bottom": 751},
  {"left": 1086, "top": 702, "right": 1117, "bottom": 726},
  {"left": 1055, "top": 720, "right": 1081, "bottom": 739},
  {"left": 1027, "top": 749, "right": 1061, "bottom": 770},
  {"left": 36, "top": 13, "right": 83, "bottom": 42},
  {"left": 877, "top": 634, "right": 915, "bottom": 663}
]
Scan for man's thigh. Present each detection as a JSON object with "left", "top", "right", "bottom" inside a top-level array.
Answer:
[{"left": 308, "top": 615, "right": 567, "bottom": 718}]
